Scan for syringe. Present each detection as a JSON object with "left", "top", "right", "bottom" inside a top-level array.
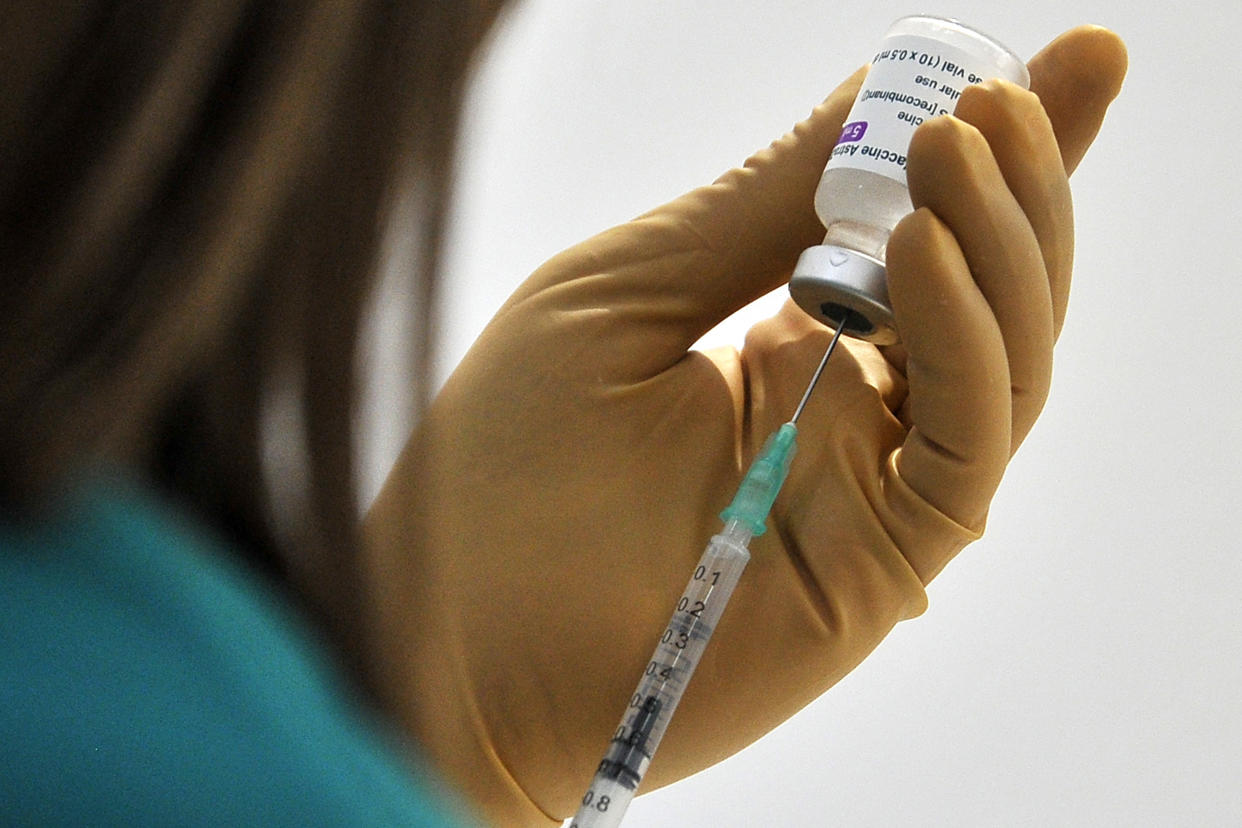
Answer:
[{"left": 568, "top": 317, "right": 848, "bottom": 828}]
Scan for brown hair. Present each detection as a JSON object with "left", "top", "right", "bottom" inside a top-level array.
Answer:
[{"left": 0, "top": 1, "right": 502, "bottom": 688}]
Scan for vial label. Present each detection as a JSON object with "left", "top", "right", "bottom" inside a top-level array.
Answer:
[{"left": 826, "top": 34, "right": 998, "bottom": 185}]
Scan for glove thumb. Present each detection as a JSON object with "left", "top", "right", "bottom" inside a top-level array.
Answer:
[{"left": 501, "top": 67, "right": 866, "bottom": 381}]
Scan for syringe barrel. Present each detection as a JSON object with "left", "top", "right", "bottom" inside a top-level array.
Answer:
[{"left": 568, "top": 522, "right": 752, "bottom": 827}]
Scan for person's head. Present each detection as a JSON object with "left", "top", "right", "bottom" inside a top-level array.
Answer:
[{"left": 0, "top": 1, "right": 505, "bottom": 681}]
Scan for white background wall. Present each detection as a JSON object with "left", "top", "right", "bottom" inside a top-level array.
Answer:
[{"left": 379, "top": 2, "right": 1242, "bottom": 825}]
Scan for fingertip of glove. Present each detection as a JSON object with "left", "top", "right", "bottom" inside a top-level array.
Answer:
[
  {"left": 886, "top": 208, "right": 956, "bottom": 280},
  {"left": 1032, "top": 26, "right": 1129, "bottom": 104},
  {"left": 793, "top": 65, "right": 870, "bottom": 143},
  {"left": 1074, "top": 26, "right": 1128, "bottom": 98}
]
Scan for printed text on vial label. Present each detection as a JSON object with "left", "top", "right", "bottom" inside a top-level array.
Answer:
[{"left": 827, "top": 36, "right": 991, "bottom": 184}]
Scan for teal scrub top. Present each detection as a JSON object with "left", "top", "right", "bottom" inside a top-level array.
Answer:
[{"left": 0, "top": 475, "right": 472, "bottom": 826}]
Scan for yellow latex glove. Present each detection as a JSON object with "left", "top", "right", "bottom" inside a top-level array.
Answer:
[{"left": 365, "top": 26, "right": 1127, "bottom": 826}]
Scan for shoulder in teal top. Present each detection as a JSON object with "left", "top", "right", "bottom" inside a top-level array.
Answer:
[{"left": 0, "top": 474, "right": 472, "bottom": 827}]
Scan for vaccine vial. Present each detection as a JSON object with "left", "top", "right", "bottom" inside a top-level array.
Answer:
[{"left": 789, "top": 16, "right": 1029, "bottom": 344}]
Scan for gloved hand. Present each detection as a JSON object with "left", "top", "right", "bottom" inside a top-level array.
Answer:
[{"left": 365, "top": 26, "right": 1127, "bottom": 825}]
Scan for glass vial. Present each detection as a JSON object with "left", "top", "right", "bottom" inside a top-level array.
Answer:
[{"left": 789, "top": 16, "right": 1029, "bottom": 344}]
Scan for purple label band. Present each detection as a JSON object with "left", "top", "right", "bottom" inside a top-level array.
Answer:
[{"left": 836, "top": 121, "right": 867, "bottom": 145}]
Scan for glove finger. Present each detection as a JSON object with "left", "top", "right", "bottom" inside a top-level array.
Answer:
[
  {"left": 885, "top": 207, "right": 1011, "bottom": 530},
  {"left": 954, "top": 80, "right": 1075, "bottom": 342},
  {"left": 906, "top": 109, "right": 1054, "bottom": 455},
  {"left": 876, "top": 28, "right": 1127, "bottom": 550},
  {"left": 506, "top": 67, "right": 867, "bottom": 381},
  {"left": 858, "top": 29, "right": 1124, "bottom": 388},
  {"left": 1026, "top": 26, "right": 1128, "bottom": 177}
]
